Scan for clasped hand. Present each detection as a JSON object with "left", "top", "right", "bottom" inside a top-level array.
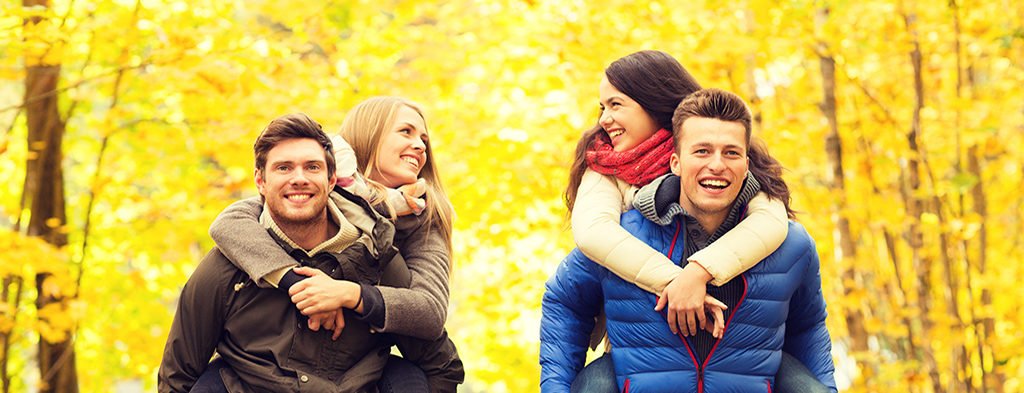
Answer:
[
  {"left": 287, "top": 266, "right": 358, "bottom": 340},
  {"left": 653, "top": 263, "right": 728, "bottom": 339}
]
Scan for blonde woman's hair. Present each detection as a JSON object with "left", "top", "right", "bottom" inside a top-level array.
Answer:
[{"left": 339, "top": 96, "right": 455, "bottom": 260}]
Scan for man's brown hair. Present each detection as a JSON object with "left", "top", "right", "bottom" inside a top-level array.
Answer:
[
  {"left": 253, "top": 113, "right": 336, "bottom": 177},
  {"left": 672, "top": 88, "right": 795, "bottom": 218},
  {"left": 671, "top": 88, "right": 752, "bottom": 144}
]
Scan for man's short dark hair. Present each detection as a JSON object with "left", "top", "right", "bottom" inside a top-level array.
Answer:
[
  {"left": 671, "top": 88, "right": 753, "bottom": 148},
  {"left": 253, "top": 113, "right": 336, "bottom": 177}
]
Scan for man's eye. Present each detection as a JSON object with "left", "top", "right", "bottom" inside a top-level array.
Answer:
[
  {"left": 694, "top": 149, "right": 709, "bottom": 154},
  {"left": 306, "top": 164, "right": 321, "bottom": 171},
  {"left": 276, "top": 165, "right": 290, "bottom": 171}
]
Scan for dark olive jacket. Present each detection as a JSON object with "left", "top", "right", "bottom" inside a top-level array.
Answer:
[{"left": 158, "top": 191, "right": 462, "bottom": 392}]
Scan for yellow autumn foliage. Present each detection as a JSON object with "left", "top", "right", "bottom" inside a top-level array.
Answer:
[{"left": 1, "top": 0, "right": 1023, "bottom": 392}]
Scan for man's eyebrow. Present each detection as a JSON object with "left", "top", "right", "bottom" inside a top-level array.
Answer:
[
  {"left": 688, "top": 141, "right": 745, "bottom": 148},
  {"left": 267, "top": 159, "right": 327, "bottom": 165}
]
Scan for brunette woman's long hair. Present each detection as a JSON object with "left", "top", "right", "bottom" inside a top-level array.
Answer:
[{"left": 564, "top": 50, "right": 702, "bottom": 212}]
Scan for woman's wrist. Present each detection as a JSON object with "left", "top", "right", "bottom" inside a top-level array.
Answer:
[{"left": 683, "top": 261, "right": 713, "bottom": 283}]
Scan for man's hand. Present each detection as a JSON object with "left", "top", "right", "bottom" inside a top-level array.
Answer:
[
  {"left": 288, "top": 267, "right": 360, "bottom": 315},
  {"left": 653, "top": 262, "right": 714, "bottom": 336},
  {"left": 703, "top": 296, "right": 727, "bottom": 339},
  {"left": 306, "top": 309, "right": 346, "bottom": 340}
]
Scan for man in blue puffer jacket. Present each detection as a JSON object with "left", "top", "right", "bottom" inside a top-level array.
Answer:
[{"left": 541, "top": 89, "right": 836, "bottom": 393}]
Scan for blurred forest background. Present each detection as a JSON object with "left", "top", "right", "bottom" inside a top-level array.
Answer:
[{"left": 1, "top": 0, "right": 1023, "bottom": 392}]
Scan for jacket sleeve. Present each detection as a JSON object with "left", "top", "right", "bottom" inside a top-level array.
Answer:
[
  {"left": 782, "top": 237, "right": 838, "bottom": 392},
  {"left": 394, "top": 329, "right": 465, "bottom": 393},
  {"left": 572, "top": 168, "right": 681, "bottom": 294},
  {"left": 375, "top": 215, "right": 451, "bottom": 339},
  {"left": 209, "top": 197, "right": 297, "bottom": 288},
  {"left": 158, "top": 251, "right": 232, "bottom": 393},
  {"left": 540, "top": 249, "right": 604, "bottom": 393},
  {"left": 690, "top": 192, "right": 789, "bottom": 286}
]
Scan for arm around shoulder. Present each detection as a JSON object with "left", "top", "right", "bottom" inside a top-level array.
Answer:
[
  {"left": 690, "top": 192, "right": 788, "bottom": 286},
  {"left": 572, "top": 169, "right": 682, "bottom": 294},
  {"left": 209, "top": 196, "right": 298, "bottom": 288}
]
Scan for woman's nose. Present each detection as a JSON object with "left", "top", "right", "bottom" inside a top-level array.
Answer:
[
  {"left": 599, "top": 110, "right": 613, "bottom": 128},
  {"left": 411, "top": 137, "right": 426, "bottom": 151}
]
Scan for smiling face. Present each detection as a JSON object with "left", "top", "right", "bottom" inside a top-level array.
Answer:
[
  {"left": 256, "top": 138, "right": 335, "bottom": 228},
  {"left": 598, "top": 76, "right": 660, "bottom": 152},
  {"left": 369, "top": 105, "right": 428, "bottom": 188},
  {"left": 670, "top": 116, "right": 749, "bottom": 232}
]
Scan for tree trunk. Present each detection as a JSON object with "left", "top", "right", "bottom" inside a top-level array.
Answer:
[
  {"left": 23, "top": 0, "right": 78, "bottom": 391},
  {"left": 968, "top": 145, "right": 1002, "bottom": 392},
  {"left": 902, "top": 10, "right": 942, "bottom": 393},
  {"left": 816, "top": 6, "right": 871, "bottom": 382}
]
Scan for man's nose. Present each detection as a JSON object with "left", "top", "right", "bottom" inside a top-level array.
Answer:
[
  {"left": 707, "top": 154, "right": 726, "bottom": 171},
  {"left": 290, "top": 168, "right": 311, "bottom": 184}
]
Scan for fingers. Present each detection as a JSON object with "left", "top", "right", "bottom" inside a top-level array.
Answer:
[
  {"left": 696, "top": 307, "right": 707, "bottom": 333},
  {"left": 297, "top": 300, "right": 327, "bottom": 316},
  {"left": 307, "top": 314, "right": 321, "bottom": 331},
  {"left": 331, "top": 312, "right": 346, "bottom": 340},
  {"left": 684, "top": 310, "right": 697, "bottom": 337},
  {"left": 321, "top": 313, "right": 335, "bottom": 331},
  {"left": 292, "top": 266, "right": 317, "bottom": 277},
  {"left": 704, "top": 295, "right": 728, "bottom": 310},
  {"left": 654, "top": 295, "right": 667, "bottom": 312},
  {"left": 711, "top": 306, "right": 725, "bottom": 339},
  {"left": 666, "top": 303, "right": 678, "bottom": 335}
]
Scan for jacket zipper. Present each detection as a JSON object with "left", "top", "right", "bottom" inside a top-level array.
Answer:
[{"left": 666, "top": 216, "right": 750, "bottom": 393}]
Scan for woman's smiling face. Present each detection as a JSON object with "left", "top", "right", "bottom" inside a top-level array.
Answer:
[
  {"left": 598, "top": 76, "right": 660, "bottom": 152},
  {"left": 370, "top": 105, "right": 429, "bottom": 188}
]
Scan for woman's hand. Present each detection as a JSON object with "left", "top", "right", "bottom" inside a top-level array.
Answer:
[
  {"left": 289, "top": 267, "right": 361, "bottom": 315},
  {"left": 654, "top": 262, "right": 715, "bottom": 336}
]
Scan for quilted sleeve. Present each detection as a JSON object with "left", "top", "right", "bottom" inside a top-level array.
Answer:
[
  {"left": 782, "top": 229, "right": 838, "bottom": 392},
  {"left": 539, "top": 249, "right": 605, "bottom": 393}
]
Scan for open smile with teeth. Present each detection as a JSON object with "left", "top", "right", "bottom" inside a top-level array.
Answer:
[
  {"left": 402, "top": 156, "right": 420, "bottom": 168},
  {"left": 699, "top": 179, "right": 730, "bottom": 190},
  {"left": 607, "top": 129, "right": 624, "bottom": 138},
  {"left": 286, "top": 194, "right": 313, "bottom": 202}
]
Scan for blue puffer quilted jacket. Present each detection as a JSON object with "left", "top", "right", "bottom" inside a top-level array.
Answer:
[{"left": 540, "top": 210, "right": 837, "bottom": 393}]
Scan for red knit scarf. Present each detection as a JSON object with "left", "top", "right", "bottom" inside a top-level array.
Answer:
[{"left": 586, "top": 129, "right": 673, "bottom": 186}]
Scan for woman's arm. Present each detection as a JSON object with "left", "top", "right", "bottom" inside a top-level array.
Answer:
[
  {"left": 691, "top": 192, "right": 788, "bottom": 285},
  {"left": 633, "top": 176, "right": 788, "bottom": 286},
  {"left": 372, "top": 214, "right": 451, "bottom": 340},
  {"left": 572, "top": 168, "right": 681, "bottom": 294},
  {"left": 208, "top": 197, "right": 298, "bottom": 288}
]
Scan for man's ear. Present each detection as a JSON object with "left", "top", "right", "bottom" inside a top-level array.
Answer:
[
  {"left": 669, "top": 153, "right": 681, "bottom": 175},
  {"left": 255, "top": 169, "right": 266, "bottom": 195}
]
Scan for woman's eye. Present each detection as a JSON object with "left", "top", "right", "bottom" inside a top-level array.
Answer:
[{"left": 398, "top": 128, "right": 412, "bottom": 134}]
